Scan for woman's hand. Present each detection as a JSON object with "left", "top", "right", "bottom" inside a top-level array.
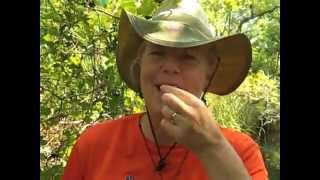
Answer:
[
  {"left": 159, "top": 84, "right": 251, "bottom": 180},
  {"left": 159, "top": 84, "right": 224, "bottom": 153}
]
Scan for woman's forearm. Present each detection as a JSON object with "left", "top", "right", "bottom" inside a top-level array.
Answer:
[{"left": 196, "top": 138, "right": 251, "bottom": 180}]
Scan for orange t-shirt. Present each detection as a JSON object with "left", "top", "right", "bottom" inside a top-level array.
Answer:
[{"left": 62, "top": 113, "right": 268, "bottom": 180}]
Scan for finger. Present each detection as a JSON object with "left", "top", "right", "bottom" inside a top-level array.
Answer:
[
  {"left": 160, "top": 118, "right": 182, "bottom": 139},
  {"left": 161, "top": 105, "right": 175, "bottom": 120},
  {"left": 160, "top": 85, "right": 205, "bottom": 108},
  {"left": 161, "top": 93, "right": 199, "bottom": 124},
  {"left": 161, "top": 105, "right": 193, "bottom": 127}
]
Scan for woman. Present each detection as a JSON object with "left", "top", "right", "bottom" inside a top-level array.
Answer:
[{"left": 62, "top": 0, "right": 268, "bottom": 179}]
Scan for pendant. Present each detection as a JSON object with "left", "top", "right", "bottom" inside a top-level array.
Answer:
[{"left": 156, "top": 158, "right": 167, "bottom": 171}]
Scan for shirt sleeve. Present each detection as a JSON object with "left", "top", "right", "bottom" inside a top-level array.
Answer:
[
  {"left": 238, "top": 135, "right": 269, "bottom": 180},
  {"left": 62, "top": 140, "right": 84, "bottom": 180}
]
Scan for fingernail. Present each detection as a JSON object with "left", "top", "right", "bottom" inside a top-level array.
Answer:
[
  {"left": 161, "top": 105, "right": 168, "bottom": 113},
  {"left": 160, "top": 118, "right": 168, "bottom": 126},
  {"left": 160, "top": 85, "right": 167, "bottom": 91}
]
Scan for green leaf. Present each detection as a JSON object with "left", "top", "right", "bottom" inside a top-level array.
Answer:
[
  {"left": 137, "top": 0, "right": 157, "bottom": 16},
  {"left": 120, "top": 0, "right": 137, "bottom": 13},
  {"left": 69, "top": 54, "right": 81, "bottom": 65},
  {"left": 98, "top": 0, "right": 109, "bottom": 7},
  {"left": 42, "top": 34, "right": 56, "bottom": 42},
  {"left": 41, "top": 165, "right": 64, "bottom": 180},
  {"left": 90, "top": 110, "right": 100, "bottom": 120}
]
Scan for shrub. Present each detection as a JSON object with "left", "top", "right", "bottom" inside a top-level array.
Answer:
[{"left": 207, "top": 70, "right": 280, "bottom": 143}]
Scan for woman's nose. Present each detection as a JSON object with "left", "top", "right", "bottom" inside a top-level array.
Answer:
[{"left": 160, "top": 57, "right": 180, "bottom": 74}]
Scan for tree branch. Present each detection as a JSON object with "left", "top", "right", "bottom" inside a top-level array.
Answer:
[
  {"left": 221, "top": 12, "right": 231, "bottom": 36},
  {"left": 92, "top": 8, "right": 120, "bottom": 20},
  {"left": 44, "top": 113, "right": 68, "bottom": 122},
  {"left": 237, "top": 6, "right": 279, "bottom": 32},
  {"left": 85, "top": 43, "right": 99, "bottom": 118}
]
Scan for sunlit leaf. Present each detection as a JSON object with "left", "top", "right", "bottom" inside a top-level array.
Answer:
[
  {"left": 98, "top": 0, "right": 109, "bottom": 7},
  {"left": 119, "top": 0, "right": 137, "bottom": 13},
  {"left": 137, "top": 0, "right": 157, "bottom": 16}
]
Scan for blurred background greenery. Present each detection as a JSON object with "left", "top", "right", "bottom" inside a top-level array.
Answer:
[{"left": 40, "top": 0, "right": 279, "bottom": 179}]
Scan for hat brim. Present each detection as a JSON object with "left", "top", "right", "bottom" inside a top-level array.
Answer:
[{"left": 116, "top": 10, "right": 252, "bottom": 95}]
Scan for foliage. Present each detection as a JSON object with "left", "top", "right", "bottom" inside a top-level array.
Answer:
[
  {"left": 201, "top": 0, "right": 280, "bottom": 78},
  {"left": 207, "top": 70, "right": 280, "bottom": 143},
  {"left": 40, "top": 0, "right": 280, "bottom": 179},
  {"left": 262, "top": 143, "right": 280, "bottom": 180},
  {"left": 42, "top": 0, "right": 119, "bottom": 178}
]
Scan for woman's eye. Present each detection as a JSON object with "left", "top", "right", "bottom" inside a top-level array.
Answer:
[
  {"left": 149, "top": 51, "right": 164, "bottom": 56},
  {"left": 182, "top": 55, "right": 196, "bottom": 62}
]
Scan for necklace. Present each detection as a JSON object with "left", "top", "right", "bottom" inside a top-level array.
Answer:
[{"left": 139, "top": 112, "right": 189, "bottom": 179}]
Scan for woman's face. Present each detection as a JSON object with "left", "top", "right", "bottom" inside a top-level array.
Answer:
[{"left": 139, "top": 42, "right": 215, "bottom": 116}]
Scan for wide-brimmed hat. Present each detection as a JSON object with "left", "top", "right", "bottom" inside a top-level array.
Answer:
[{"left": 116, "top": 0, "right": 252, "bottom": 95}]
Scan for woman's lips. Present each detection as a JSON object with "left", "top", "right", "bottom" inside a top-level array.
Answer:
[
  {"left": 155, "top": 83, "right": 180, "bottom": 90},
  {"left": 155, "top": 84, "right": 161, "bottom": 91}
]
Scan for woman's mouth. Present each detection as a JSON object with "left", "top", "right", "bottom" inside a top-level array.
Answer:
[
  {"left": 154, "top": 83, "right": 180, "bottom": 92},
  {"left": 155, "top": 84, "right": 161, "bottom": 91}
]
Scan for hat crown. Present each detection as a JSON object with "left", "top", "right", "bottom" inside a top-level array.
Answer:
[{"left": 151, "top": 0, "right": 215, "bottom": 38}]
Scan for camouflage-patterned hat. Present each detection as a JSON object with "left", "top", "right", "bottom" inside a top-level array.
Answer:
[{"left": 116, "top": 0, "right": 252, "bottom": 95}]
